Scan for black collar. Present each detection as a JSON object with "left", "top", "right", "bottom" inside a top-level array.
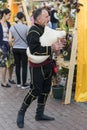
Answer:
[{"left": 34, "top": 23, "right": 44, "bottom": 31}]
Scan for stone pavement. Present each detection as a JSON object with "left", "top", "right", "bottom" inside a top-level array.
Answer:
[{"left": 0, "top": 68, "right": 87, "bottom": 130}]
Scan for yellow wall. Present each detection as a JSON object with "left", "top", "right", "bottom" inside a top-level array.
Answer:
[{"left": 75, "top": 0, "right": 87, "bottom": 102}]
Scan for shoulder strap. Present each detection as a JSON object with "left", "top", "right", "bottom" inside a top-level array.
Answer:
[
  {"left": 33, "top": 24, "right": 43, "bottom": 34},
  {"left": 14, "top": 26, "right": 27, "bottom": 44}
]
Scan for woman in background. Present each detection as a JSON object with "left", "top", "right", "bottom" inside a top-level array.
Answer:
[
  {"left": 9, "top": 12, "right": 29, "bottom": 89},
  {"left": 0, "top": 8, "right": 15, "bottom": 88}
]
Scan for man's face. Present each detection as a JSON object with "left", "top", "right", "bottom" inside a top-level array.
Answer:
[{"left": 37, "top": 9, "right": 50, "bottom": 27}]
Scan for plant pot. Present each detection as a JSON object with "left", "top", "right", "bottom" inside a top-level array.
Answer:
[{"left": 52, "top": 85, "right": 64, "bottom": 99}]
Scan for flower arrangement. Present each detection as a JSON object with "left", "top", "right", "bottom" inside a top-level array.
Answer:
[
  {"left": 52, "top": 66, "right": 68, "bottom": 99},
  {"left": 51, "top": 0, "right": 83, "bottom": 99},
  {"left": 57, "top": 0, "right": 83, "bottom": 61}
]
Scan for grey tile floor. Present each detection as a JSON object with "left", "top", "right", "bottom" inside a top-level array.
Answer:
[{"left": 0, "top": 68, "right": 87, "bottom": 130}]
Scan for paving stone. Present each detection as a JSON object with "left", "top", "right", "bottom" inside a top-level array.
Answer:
[{"left": 0, "top": 68, "right": 87, "bottom": 130}]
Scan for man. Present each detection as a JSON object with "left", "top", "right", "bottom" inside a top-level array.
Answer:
[{"left": 17, "top": 7, "right": 65, "bottom": 128}]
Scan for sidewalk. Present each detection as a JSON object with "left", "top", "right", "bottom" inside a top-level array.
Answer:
[{"left": 0, "top": 68, "right": 87, "bottom": 130}]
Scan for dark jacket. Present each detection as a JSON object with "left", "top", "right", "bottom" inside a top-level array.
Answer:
[
  {"left": 0, "top": 21, "right": 10, "bottom": 43},
  {"left": 27, "top": 23, "right": 52, "bottom": 67},
  {"left": 27, "top": 23, "right": 52, "bottom": 56},
  {"left": 50, "top": 9, "right": 58, "bottom": 23},
  {"left": 0, "top": 21, "right": 10, "bottom": 52}
]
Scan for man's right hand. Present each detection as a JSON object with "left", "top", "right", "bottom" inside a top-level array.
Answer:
[{"left": 51, "top": 37, "right": 66, "bottom": 52}]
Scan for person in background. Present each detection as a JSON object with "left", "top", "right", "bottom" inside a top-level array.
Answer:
[
  {"left": 30, "top": 7, "right": 37, "bottom": 26},
  {"left": 16, "top": 8, "right": 65, "bottom": 128},
  {"left": 50, "top": 5, "right": 59, "bottom": 30},
  {"left": 46, "top": 6, "right": 52, "bottom": 28},
  {"left": 0, "top": 8, "right": 15, "bottom": 88},
  {"left": 9, "top": 12, "right": 29, "bottom": 89}
]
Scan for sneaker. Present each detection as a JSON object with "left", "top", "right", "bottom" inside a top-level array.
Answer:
[
  {"left": 16, "top": 84, "right": 21, "bottom": 88},
  {"left": 21, "top": 83, "right": 30, "bottom": 89},
  {"left": 8, "top": 79, "right": 16, "bottom": 84}
]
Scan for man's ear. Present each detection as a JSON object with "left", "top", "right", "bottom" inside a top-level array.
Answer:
[
  {"left": 3, "top": 13, "right": 6, "bottom": 17},
  {"left": 36, "top": 17, "right": 41, "bottom": 23}
]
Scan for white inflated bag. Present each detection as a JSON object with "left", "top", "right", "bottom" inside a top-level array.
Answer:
[
  {"left": 26, "top": 47, "right": 49, "bottom": 64},
  {"left": 40, "top": 26, "right": 66, "bottom": 46},
  {"left": 27, "top": 26, "right": 66, "bottom": 63}
]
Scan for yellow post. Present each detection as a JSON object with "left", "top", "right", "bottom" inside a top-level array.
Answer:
[
  {"left": 8, "top": 0, "right": 19, "bottom": 23},
  {"left": 75, "top": 0, "right": 87, "bottom": 102}
]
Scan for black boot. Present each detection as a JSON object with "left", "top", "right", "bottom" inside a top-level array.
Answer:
[
  {"left": 17, "top": 91, "right": 37, "bottom": 128},
  {"left": 35, "top": 104, "right": 55, "bottom": 121},
  {"left": 17, "top": 103, "right": 27, "bottom": 128}
]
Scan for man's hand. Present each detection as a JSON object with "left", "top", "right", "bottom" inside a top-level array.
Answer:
[{"left": 52, "top": 38, "right": 66, "bottom": 52}]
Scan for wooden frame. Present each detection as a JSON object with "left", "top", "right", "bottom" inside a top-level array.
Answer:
[
  {"left": 64, "top": 17, "right": 77, "bottom": 104},
  {"left": 57, "top": 16, "right": 77, "bottom": 104}
]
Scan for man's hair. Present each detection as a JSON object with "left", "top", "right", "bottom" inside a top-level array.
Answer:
[
  {"left": 33, "top": 7, "right": 47, "bottom": 21},
  {"left": 16, "top": 12, "right": 25, "bottom": 20}
]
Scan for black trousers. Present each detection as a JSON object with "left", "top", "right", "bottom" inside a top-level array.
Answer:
[
  {"left": 13, "top": 48, "right": 28, "bottom": 85},
  {"left": 23, "top": 63, "right": 53, "bottom": 106}
]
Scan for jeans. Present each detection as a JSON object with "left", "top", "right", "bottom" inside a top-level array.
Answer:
[{"left": 52, "top": 23, "right": 58, "bottom": 30}]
